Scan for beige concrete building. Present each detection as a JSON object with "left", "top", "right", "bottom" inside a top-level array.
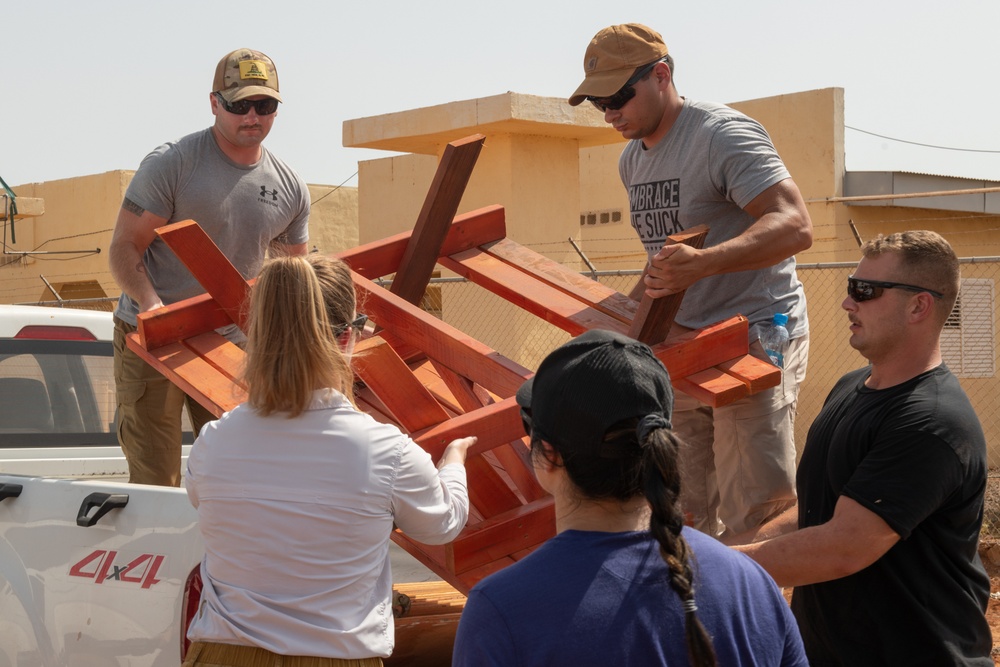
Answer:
[
  {"left": 343, "top": 86, "right": 1000, "bottom": 461},
  {"left": 0, "top": 173, "right": 358, "bottom": 308}
]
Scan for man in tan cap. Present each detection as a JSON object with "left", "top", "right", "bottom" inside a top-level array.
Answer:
[
  {"left": 570, "top": 24, "right": 813, "bottom": 541},
  {"left": 109, "top": 48, "right": 309, "bottom": 487}
]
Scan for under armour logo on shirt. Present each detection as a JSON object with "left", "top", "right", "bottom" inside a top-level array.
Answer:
[{"left": 260, "top": 186, "right": 279, "bottom": 201}]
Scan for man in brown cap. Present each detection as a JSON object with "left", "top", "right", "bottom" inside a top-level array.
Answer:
[
  {"left": 569, "top": 24, "right": 813, "bottom": 541},
  {"left": 109, "top": 48, "right": 309, "bottom": 487}
]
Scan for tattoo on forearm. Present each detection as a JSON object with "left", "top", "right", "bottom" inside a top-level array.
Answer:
[
  {"left": 134, "top": 261, "right": 147, "bottom": 275},
  {"left": 122, "top": 197, "right": 145, "bottom": 217}
]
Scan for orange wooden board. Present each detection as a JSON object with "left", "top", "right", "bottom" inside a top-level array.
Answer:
[
  {"left": 353, "top": 337, "right": 452, "bottom": 432},
  {"left": 649, "top": 316, "right": 750, "bottom": 380},
  {"left": 717, "top": 354, "right": 782, "bottom": 393},
  {"left": 352, "top": 271, "right": 532, "bottom": 399},
  {"left": 338, "top": 205, "right": 507, "bottom": 280},
  {"left": 483, "top": 238, "right": 637, "bottom": 324},
  {"left": 674, "top": 368, "right": 748, "bottom": 407},
  {"left": 124, "top": 332, "right": 247, "bottom": 417},
  {"left": 391, "top": 135, "right": 485, "bottom": 305},
  {"left": 628, "top": 224, "right": 709, "bottom": 345},
  {"left": 154, "top": 220, "right": 252, "bottom": 332},
  {"left": 137, "top": 292, "right": 240, "bottom": 350},
  {"left": 439, "top": 248, "right": 630, "bottom": 336},
  {"left": 123, "top": 137, "right": 786, "bottom": 598},
  {"left": 447, "top": 497, "right": 556, "bottom": 574}
]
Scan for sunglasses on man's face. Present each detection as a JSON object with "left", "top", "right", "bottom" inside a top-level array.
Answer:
[
  {"left": 214, "top": 92, "right": 279, "bottom": 116},
  {"left": 334, "top": 313, "right": 368, "bottom": 337},
  {"left": 587, "top": 59, "right": 662, "bottom": 113},
  {"left": 847, "top": 276, "right": 944, "bottom": 303}
]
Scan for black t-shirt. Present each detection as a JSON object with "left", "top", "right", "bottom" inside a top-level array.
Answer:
[{"left": 791, "top": 365, "right": 991, "bottom": 666}]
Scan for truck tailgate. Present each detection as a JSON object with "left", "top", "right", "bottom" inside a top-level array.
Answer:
[{"left": 0, "top": 474, "right": 202, "bottom": 666}]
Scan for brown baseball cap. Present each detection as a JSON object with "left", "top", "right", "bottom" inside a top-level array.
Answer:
[
  {"left": 213, "top": 48, "right": 282, "bottom": 103},
  {"left": 568, "top": 23, "right": 668, "bottom": 106}
]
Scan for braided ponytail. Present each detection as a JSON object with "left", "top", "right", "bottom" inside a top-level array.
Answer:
[{"left": 641, "top": 425, "right": 718, "bottom": 667}]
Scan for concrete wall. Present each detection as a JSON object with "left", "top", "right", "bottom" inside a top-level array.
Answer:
[
  {"left": 0, "top": 172, "right": 358, "bottom": 307},
  {"left": 344, "top": 86, "right": 1000, "bottom": 462}
]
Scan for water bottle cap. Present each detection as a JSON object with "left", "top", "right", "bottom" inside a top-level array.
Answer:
[{"left": 772, "top": 313, "right": 788, "bottom": 326}]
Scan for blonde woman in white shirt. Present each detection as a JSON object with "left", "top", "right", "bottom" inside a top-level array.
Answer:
[{"left": 184, "top": 254, "right": 474, "bottom": 666}]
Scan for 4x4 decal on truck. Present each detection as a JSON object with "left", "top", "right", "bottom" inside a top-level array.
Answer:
[{"left": 69, "top": 550, "right": 165, "bottom": 589}]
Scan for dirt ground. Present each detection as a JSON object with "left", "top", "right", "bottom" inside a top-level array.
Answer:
[
  {"left": 983, "top": 475, "right": 1000, "bottom": 664},
  {"left": 983, "top": 548, "right": 1000, "bottom": 665}
]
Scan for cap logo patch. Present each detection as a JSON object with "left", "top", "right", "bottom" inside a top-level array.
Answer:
[
  {"left": 239, "top": 60, "right": 269, "bottom": 81},
  {"left": 586, "top": 56, "right": 599, "bottom": 72}
]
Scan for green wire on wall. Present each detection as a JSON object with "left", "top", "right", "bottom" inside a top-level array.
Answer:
[{"left": 0, "top": 174, "right": 17, "bottom": 244}]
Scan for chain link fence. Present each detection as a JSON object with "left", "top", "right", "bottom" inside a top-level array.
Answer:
[
  {"left": 435, "top": 258, "right": 1000, "bottom": 534},
  {"left": 21, "top": 255, "right": 1000, "bottom": 532}
]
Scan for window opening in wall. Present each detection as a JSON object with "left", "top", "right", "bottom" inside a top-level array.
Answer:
[
  {"left": 941, "top": 278, "right": 994, "bottom": 378},
  {"left": 580, "top": 209, "right": 623, "bottom": 226}
]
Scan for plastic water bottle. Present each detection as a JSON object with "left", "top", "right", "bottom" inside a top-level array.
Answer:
[{"left": 760, "top": 313, "right": 790, "bottom": 368}]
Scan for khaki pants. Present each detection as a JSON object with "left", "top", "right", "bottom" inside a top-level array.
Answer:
[
  {"left": 675, "top": 333, "right": 809, "bottom": 538},
  {"left": 113, "top": 317, "right": 215, "bottom": 486},
  {"left": 182, "top": 641, "right": 383, "bottom": 667}
]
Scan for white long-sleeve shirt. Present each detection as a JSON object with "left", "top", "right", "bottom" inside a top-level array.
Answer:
[{"left": 185, "top": 388, "right": 469, "bottom": 658}]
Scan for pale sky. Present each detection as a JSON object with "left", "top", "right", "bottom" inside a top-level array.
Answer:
[{"left": 4, "top": 0, "right": 1000, "bottom": 190}]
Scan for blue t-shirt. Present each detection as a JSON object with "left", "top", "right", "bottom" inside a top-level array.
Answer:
[{"left": 453, "top": 527, "right": 806, "bottom": 666}]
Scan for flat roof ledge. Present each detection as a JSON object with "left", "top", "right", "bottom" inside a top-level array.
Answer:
[
  {"left": 342, "top": 92, "right": 624, "bottom": 155},
  {"left": 844, "top": 171, "right": 1000, "bottom": 214}
]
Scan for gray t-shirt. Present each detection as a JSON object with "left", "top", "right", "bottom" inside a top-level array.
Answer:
[
  {"left": 114, "top": 127, "right": 310, "bottom": 336},
  {"left": 619, "top": 99, "right": 807, "bottom": 342}
]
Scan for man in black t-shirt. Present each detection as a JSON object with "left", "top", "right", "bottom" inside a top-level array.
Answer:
[{"left": 734, "top": 230, "right": 991, "bottom": 665}]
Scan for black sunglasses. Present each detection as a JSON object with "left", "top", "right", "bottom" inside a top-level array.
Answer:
[
  {"left": 214, "top": 92, "right": 279, "bottom": 116},
  {"left": 334, "top": 313, "right": 368, "bottom": 337},
  {"left": 847, "top": 276, "right": 944, "bottom": 302},
  {"left": 587, "top": 59, "right": 663, "bottom": 113}
]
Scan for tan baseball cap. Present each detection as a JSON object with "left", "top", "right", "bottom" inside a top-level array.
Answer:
[
  {"left": 568, "top": 23, "right": 668, "bottom": 106},
  {"left": 213, "top": 48, "right": 282, "bottom": 103}
]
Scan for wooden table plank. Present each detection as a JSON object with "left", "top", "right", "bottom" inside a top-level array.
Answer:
[
  {"left": 352, "top": 337, "right": 452, "bottom": 433},
  {"left": 484, "top": 238, "right": 638, "bottom": 324},
  {"left": 717, "top": 355, "right": 782, "bottom": 393},
  {"left": 448, "top": 497, "right": 555, "bottom": 574},
  {"left": 125, "top": 333, "right": 246, "bottom": 417},
  {"left": 337, "top": 205, "right": 507, "bottom": 280},
  {"left": 673, "top": 368, "right": 748, "bottom": 407},
  {"left": 154, "top": 220, "right": 251, "bottom": 332},
  {"left": 353, "top": 272, "right": 532, "bottom": 398},
  {"left": 438, "top": 248, "right": 629, "bottom": 336},
  {"left": 649, "top": 315, "right": 749, "bottom": 381},
  {"left": 136, "top": 292, "right": 241, "bottom": 350},
  {"left": 628, "top": 224, "right": 709, "bottom": 345},
  {"left": 391, "top": 135, "right": 485, "bottom": 305}
]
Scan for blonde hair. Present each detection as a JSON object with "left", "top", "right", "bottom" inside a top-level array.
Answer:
[
  {"left": 862, "top": 230, "right": 960, "bottom": 320},
  {"left": 243, "top": 255, "right": 356, "bottom": 416}
]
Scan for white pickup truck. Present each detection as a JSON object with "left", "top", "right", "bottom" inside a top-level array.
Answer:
[
  {"left": 0, "top": 306, "right": 457, "bottom": 666},
  {"left": 0, "top": 305, "right": 206, "bottom": 665}
]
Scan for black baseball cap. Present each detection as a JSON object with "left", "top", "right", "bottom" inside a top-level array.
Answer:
[{"left": 516, "top": 329, "right": 673, "bottom": 453}]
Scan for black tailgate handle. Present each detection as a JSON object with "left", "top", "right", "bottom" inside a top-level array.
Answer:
[
  {"left": 76, "top": 492, "right": 129, "bottom": 527},
  {"left": 0, "top": 483, "right": 22, "bottom": 502}
]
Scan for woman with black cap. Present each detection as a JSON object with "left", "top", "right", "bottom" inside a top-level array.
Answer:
[{"left": 452, "top": 329, "right": 806, "bottom": 666}]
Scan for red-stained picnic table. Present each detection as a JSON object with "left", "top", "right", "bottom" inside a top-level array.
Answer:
[{"left": 125, "top": 134, "right": 779, "bottom": 594}]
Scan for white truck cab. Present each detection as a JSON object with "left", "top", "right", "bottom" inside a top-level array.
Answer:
[{"left": 0, "top": 305, "right": 192, "bottom": 477}]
